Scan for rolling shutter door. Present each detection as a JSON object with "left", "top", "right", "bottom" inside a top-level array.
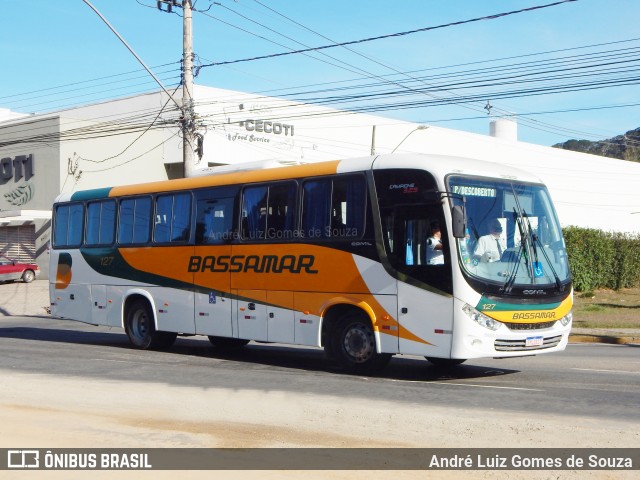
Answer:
[{"left": 0, "top": 225, "right": 36, "bottom": 262}]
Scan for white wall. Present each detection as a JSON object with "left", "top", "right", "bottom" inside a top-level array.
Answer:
[{"left": 55, "top": 92, "right": 182, "bottom": 192}]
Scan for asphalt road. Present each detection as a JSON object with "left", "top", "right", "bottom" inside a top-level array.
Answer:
[{"left": 1, "top": 315, "right": 639, "bottom": 423}]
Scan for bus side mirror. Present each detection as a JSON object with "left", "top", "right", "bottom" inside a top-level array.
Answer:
[{"left": 451, "top": 205, "right": 466, "bottom": 238}]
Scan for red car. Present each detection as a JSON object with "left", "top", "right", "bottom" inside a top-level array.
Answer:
[{"left": 0, "top": 256, "right": 40, "bottom": 283}]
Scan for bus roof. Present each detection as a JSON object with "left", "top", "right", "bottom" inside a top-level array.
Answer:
[{"left": 54, "top": 153, "right": 544, "bottom": 203}]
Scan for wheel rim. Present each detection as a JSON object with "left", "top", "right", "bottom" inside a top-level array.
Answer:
[
  {"left": 343, "top": 323, "right": 374, "bottom": 363},
  {"left": 130, "top": 309, "right": 150, "bottom": 343},
  {"left": 23, "top": 271, "right": 34, "bottom": 282}
]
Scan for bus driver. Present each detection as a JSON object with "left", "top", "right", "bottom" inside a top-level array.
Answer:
[{"left": 473, "top": 219, "right": 506, "bottom": 263}]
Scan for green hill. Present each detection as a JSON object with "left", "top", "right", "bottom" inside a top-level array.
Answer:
[{"left": 552, "top": 127, "right": 640, "bottom": 162}]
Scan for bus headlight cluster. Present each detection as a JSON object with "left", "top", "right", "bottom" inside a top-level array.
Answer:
[
  {"left": 559, "top": 311, "right": 573, "bottom": 327},
  {"left": 462, "top": 304, "right": 501, "bottom": 331}
]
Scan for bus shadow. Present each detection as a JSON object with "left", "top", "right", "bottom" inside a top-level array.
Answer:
[
  {"left": 0, "top": 325, "right": 129, "bottom": 347},
  {"left": 172, "top": 337, "right": 521, "bottom": 382},
  {"left": 0, "top": 325, "right": 520, "bottom": 382}
]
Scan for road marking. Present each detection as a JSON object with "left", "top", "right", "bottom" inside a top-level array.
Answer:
[
  {"left": 385, "top": 378, "right": 543, "bottom": 391},
  {"left": 92, "top": 358, "right": 204, "bottom": 367},
  {"left": 433, "top": 382, "right": 543, "bottom": 391},
  {"left": 572, "top": 368, "right": 640, "bottom": 375}
]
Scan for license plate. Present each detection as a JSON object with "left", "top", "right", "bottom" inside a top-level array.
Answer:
[{"left": 526, "top": 336, "right": 544, "bottom": 347}]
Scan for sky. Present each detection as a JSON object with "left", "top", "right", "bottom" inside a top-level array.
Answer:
[{"left": 1, "top": 0, "right": 639, "bottom": 146}]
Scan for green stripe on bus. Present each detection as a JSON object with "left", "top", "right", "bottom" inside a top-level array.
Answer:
[
  {"left": 476, "top": 296, "right": 561, "bottom": 311},
  {"left": 80, "top": 248, "right": 194, "bottom": 292},
  {"left": 71, "top": 188, "right": 113, "bottom": 202}
]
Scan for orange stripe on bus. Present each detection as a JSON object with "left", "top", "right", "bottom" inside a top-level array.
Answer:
[
  {"left": 118, "top": 243, "right": 432, "bottom": 346},
  {"left": 109, "top": 160, "right": 341, "bottom": 197}
]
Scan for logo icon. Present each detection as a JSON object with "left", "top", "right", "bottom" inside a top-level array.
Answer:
[{"left": 8, "top": 450, "right": 40, "bottom": 469}]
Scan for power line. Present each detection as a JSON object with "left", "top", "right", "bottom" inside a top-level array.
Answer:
[
  {"left": 0, "top": 62, "right": 180, "bottom": 103},
  {"left": 77, "top": 85, "right": 182, "bottom": 165},
  {"left": 200, "top": 0, "right": 636, "bottom": 142},
  {"left": 195, "top": 0, "right": 578, "bottom": 72}
]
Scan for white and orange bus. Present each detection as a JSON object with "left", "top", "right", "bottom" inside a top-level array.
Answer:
[{"left": 50, "top": 154, "right": 573, "bottom": 372}]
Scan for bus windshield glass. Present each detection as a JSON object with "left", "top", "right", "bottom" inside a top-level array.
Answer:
[{"left": 448, "top": 176, "right": 570, "bottom": 290}]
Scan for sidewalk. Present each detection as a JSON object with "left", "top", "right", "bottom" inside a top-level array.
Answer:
[
  {"left": 0, "top": 279, "right": 50, "bottom": 317},
  {"left": 1, "top": 280, "right": 639, "bottom": 344}
]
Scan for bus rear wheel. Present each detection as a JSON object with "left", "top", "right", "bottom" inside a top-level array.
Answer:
[
  {"left": 125, "top": 299, "right": 176, "bottom": 350},
  {"left": 331, "top": 314, "right": 391, "bottom": 374}
]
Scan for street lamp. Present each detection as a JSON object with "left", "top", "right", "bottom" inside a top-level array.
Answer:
[{"left": 391, "top": 125, "right": 429, "bottom": 153}]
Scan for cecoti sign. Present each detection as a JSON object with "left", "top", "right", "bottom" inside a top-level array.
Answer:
[
  {"left": 0, "top": 154, "right": 34, "bottom": 184},
  {"left": 240, "top": 119, "right": 295, "bottom": 136}
]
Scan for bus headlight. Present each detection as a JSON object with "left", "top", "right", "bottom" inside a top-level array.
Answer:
[
  {"left": 559, "top": 311, "right": 573, "bottom": 327},
  {"left": 462, "top": 304, "right": 501, "bottom": 331}
]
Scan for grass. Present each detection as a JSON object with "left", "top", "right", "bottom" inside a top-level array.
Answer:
[{"left": 572, "top": 287, "right": 640, "bottom": 329}]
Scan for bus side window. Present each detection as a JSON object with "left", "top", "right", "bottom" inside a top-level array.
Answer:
[
  {"left": 196, "top": 195, "right": 234, "bottom": 245},
  {"left": 154, "top": 193, "right": 191, "bottom": 243},
  {"left": 118, "top": 196, "right": 151, "bottom": 245},
  {"left": 53, "top": 203, "right": 84, "bottom": 248},
  {"left": 302, "top": 179, "right": 331, "bottom": 239},
  {"left": 266, "top": 182, "right": 296, "bottom": 240},
  {"left": 86, "top": 199, "right": 116, "bottom": 246},
  {"left": 241, "top": 186, "right": 268, "bottom": 241},
  {"left": 331, "top": 176, "right": 365, "bottom": 238},
  {"left": 302, "top": 175, "right": 365, "bottom": 240}
]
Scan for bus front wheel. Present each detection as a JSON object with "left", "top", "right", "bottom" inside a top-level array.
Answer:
[
  {"left": 125, "top": 299, "right": 177, "bottom": 350},
  {"left": 331, "top": 314, "right": 391, "bottom": 374}
]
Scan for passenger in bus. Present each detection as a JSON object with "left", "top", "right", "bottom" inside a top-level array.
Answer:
[
  {"left": 473, "top": 219, "right": 506, "bottom": 263},
  {"left": 426, "top": 220, "right": 444, "bottom": 265}
]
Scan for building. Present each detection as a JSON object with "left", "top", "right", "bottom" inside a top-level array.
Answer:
[{"left": 2, "top": 85, "right": 640, "bottom": 279}]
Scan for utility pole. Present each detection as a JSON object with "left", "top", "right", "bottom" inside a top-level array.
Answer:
[
  {"left": 157, "top": 0, "right": 198, "bottom": 178},
  {"left": 181, "top": 0, "right": 196, "bottom": 178}
]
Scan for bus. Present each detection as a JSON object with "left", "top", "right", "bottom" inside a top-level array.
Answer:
[{"left": 49, "top": 154, "right": 573, "bottom": 373}]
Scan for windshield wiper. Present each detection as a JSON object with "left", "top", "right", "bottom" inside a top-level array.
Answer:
[
  {"left": 513, "top": 204, "right": 535, "bottom": 281},
  {"left": 523, "top": 211, "right": 564, "bottom": 292},
  {"left": 500, "top": 208, "right": 529, "bottom": 293},
  {"left": 501, "top": 238, "right": 524, "bottom": 293}
]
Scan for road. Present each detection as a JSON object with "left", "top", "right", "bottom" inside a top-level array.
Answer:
[
  {"left": 1, "top": 316, "right": 638, "bottom": 479},
  {"left": 0, "top": 316, "right": 639, "bottom": 421}
]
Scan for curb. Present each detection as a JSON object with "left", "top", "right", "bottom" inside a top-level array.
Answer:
[{"left": 569, "top": 334, "right": 640, "bottom": 345}]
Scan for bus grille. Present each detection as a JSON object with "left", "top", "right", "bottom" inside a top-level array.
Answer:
[
  {"left": 494, "top": 335, "right": 563, "bottom": 352},
  {"left": 504, "top": 321, "right": 556, "bottom": 331}
]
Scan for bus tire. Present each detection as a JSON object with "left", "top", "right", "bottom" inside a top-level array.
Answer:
[
  {"left": 426, "top": 357, "right": 466, "bottom": 367},
  {"left": 125, "top": 299, "right": 177, "bottom": 350},
  {"left": 208, "top": 336, "right": 250, "bottom": 349},
  {"left": 332, "top": 313, "right": 391, "bottom": 374}
]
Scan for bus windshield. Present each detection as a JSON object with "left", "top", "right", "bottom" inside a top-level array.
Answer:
[{"left": 448, "top": 176, "right": 570, "bottom": 291}]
